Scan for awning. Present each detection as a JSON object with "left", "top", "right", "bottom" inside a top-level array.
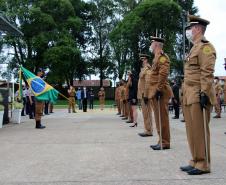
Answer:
[{"left": 0, "top": 13, "right": 23, "bottom": 36}]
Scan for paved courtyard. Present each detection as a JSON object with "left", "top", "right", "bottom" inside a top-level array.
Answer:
[{"left": 0, "top": 108, "right": 226, "bottom": 185}]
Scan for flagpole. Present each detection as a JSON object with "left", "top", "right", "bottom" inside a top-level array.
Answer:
[
  {"left": 59, "top": 92, "right": 70, "bottom": 102},
  {"left": 18, "top": 68, "right": 22, "bottom": 101}
]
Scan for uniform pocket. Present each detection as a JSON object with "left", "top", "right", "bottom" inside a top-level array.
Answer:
[{"left": 188, "top": 56, "right": 199, "bottom": 70}]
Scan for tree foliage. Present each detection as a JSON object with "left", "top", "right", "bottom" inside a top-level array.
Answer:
[{"left": 0, "top": 0, "right": 198, "bottom": 85}]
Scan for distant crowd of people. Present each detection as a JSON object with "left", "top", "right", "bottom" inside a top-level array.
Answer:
[{"left": 67, "top": 86, "right": 105, "bottom": 113}]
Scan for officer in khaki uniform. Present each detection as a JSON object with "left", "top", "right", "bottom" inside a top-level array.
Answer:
[
  {"left": 144, "top": 37, "right": 171, "bottom": 150},
  {"left": 98, "top": 87, "right": 105, "bottom": 110},
  {"left": 137, "top": 54, "right": 153, "bottom": 137},
  {"left": 213, "top": 77, "right": 222, "bottom": 118},
  {"left": 180, "top": 15, "right": 216, "bottom": 175},
  {"left": 122, "top": 81, "right": 129, "bottom": 119},
  {"left": 68, "top": 85, "right": 76, "bottom": 113},
  {"left": 115, "top": 83, "right": 121, "bottom": 115},
  {"left": 119, "top": 81, "right": 124, "bottom": 117},
  {"left": 126, "top": 75, "right": 133, "bottom": 123},
  {"left": 35, "top": 69, "right": 46, "bottom": 129}
]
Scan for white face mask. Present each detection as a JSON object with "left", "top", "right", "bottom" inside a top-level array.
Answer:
[
  {"left": 186, "top": 29, "right": 193, "bottom": 42},
  {"left": 214, "top": 79, "right": 217, "bottom": 83},
  {"left": 149, "top": 46, "right": 153, "bottom": 53}
]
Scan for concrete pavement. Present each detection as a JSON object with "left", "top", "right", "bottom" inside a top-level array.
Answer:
[{"left": 0, "top": 108, "right": 226, "bottom": 185}]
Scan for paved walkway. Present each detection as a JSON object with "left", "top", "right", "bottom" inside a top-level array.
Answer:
[{"left": 0, "top": 108, "right": 226, "bottom": 185}]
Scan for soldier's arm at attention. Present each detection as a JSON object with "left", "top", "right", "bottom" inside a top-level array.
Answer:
[
  {"left": 157, "top": 56, "right": 170, "bottom": 91},
  {"left": 199, "top": 44, "right": 216, "bottom": 94}
]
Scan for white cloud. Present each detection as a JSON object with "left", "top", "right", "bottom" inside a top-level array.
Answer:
[{"left": 194, "top": 0, "right": 226, "bottom": 76}]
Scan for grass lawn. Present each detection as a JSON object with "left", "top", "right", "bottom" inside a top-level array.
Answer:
[{"left": 54, "top": 99, "right": 115, "bottom": 109}]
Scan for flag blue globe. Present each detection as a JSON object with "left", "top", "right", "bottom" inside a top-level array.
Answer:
[{"left": 31, "top": 78, "right": 46, "bottom": 94}]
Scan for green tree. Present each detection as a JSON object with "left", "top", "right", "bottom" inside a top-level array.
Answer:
[
  {"left": 0, "top": 0, "right": 91, "bottom": 87},
  {"left": 88, "top": 0, "right": 117, "bottom": 87}
]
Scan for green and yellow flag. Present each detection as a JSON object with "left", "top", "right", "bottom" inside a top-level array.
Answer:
[{"left": 20, "top": 66, "right": 59, "bottom": 103}]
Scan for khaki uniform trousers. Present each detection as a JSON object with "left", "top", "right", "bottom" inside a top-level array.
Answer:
[
  {"left": 214, "top": 96, "right": 221, "bottom": 116},
  {"left": 116, "top": 99, "right": 121, "bottom": 114},
  {"left": 122, "top": 101, "right": 127, "bottom": 117},
  {"left": 68, "top": 97, "right": 76, "bottom": 112},
  {"left": 151, "top": 97, "right": 170, "bottom": 147},
  {"left": 35, "top": 101, "right": 44, "bottom": 121},
  {"left": 99, "top": 98, "right": 105, "bottom": 110},
  {"left": 120, "top": 100, "right": 124, "bottom": 116},
  {"left": 141, "top": 99, "right": 153, "bottom": 135},
  {"left": 184, "top": 103, "right": 211, "bottom": 171},
  {"left": 50, "top": 103, "right": 53, "bottom": 113}
]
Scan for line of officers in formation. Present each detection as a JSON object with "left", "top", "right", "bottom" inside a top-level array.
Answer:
[{"left": 115, "top": 14, "right": 224, "bottom": 175}]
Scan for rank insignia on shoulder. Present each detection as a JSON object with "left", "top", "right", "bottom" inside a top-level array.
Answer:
[
  {"left": 203, "top": 45, "right": 212, "bottom": 55},
  {"left": 159, "top": 56, "right": 167, "bottom": 63}
]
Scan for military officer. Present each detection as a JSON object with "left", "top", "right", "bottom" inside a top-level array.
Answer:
[
  {"left": 137, "top": 53, "right": 153, "bottom": 137},
  {"left": 115, "top": 83, "right": 121, "bottom": 115},
  {"left": 145, "top": 37, "right": 171, "bottom": 150},
  {"left": 68, "top": 85, "right": 76, "bottom": 113},
  {"left": 35, "top": 69, "right": 46, "bottom": 129},
  {"left": 180, "top": 15, "right": 216, "bottom": 175},
  {"left": 213, "top": 77, "right": 222, "bottom": 118},
  {"left": 98, "top": 87, "right": 105, "bottom": 110}
]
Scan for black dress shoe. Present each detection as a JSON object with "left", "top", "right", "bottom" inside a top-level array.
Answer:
[
  {"left": 180, "top": 165, "right": 194, "bottom": 172},
  {"left": 36, "top": 125, "right": 46, "bottom": 129},
  {"left": 213, "top": 115, "right": 221, "bottom": 118},
  {"left": 116, "top": 113, "right": 120, "bottom": 115},
  {"left": 150, "top": 144, "right": 170, "bottom": 150},
  {"left": 172, "top": 116, "right": 179, "bottom": 119},
  {"left": 122, "top": 117, "right": 128, "bottom": 120},
  {"left": 138, "top": 133, "right": 153, "bottom": 137},
  {"left": 181, "top": 119, "right": 185, "bottom": 122},
  {"left": 126, "top": 120, "right": 133, "bottom": 123},
  {"left": 150, "top": 144, "right": 159, "bottom": 148},
  {"left": 187, "top": 168, "right": 210, "bottom": 175}
]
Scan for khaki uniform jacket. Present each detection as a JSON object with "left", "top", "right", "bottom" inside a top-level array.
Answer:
[
  {"left": 120, "top": 86, "right": 126, "bottom": 101},
  {"left": 144, "top": 53, "right": 171, "bottom": 98},
  {"left": 215, "top": 83, "right": 222, "bottom": 96},
  {"left": 98, "top": 90, "right": 105, "bottom": 100},
  {"left": 125, "top": 83, "right": 129, "bottom": 100},
  {"left": 115, "top": 87, "right": 120, "bottom": 101},
  {"left": 68, "top": 88, "right": 75, "bottom": 97},
  {"left": 183, "top": 36, "right": 216, "bottom": 105},
  {"left": 137, "top": 64, "right": 152, "bottom": 99}
]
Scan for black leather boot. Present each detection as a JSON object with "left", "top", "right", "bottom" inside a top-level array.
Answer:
[{"left": 36, "top": 120, "right": 46, "bottom": 129}]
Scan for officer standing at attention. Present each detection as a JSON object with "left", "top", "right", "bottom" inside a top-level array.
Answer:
[
  {"left": 180, "top": 15, "right": 216, "bottom": 175},
  {"left": 137, "top": 53, "right": 153, "bottom": 137},
  {"left": 98, "top": 87, "right": 105, "bottom": 110},
  {"left": 35, "top": 69, "right": 46, "bottom": 129},
  {"left": 146, "top": 36, "right": 172, "bottom": 150},
  {"left": 68, "top": 85, "right": 76, "bottom": 113}
]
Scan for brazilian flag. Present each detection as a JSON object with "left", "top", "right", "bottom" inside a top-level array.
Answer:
[{"left": 20, "top": 66, "right": 59, "bottom": 103}]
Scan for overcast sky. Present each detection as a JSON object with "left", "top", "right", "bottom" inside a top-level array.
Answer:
[{"left": 194, "top": 0, "right": 226, "bottom": 76}]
